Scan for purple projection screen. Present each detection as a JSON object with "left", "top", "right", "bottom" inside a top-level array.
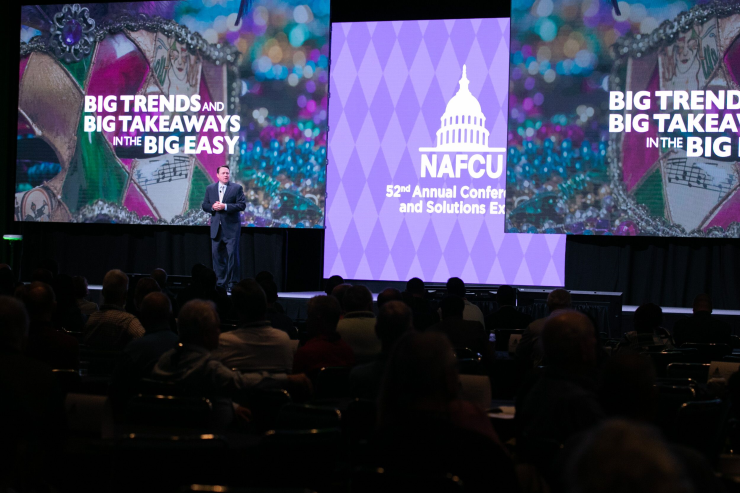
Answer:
[{"left": 325, "top": 19, "right": 565, "bottom": 285}]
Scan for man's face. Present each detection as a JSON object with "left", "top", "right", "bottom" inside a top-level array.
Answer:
[{"left": 217, "top": 167, "right": 230, "bottom": 184}]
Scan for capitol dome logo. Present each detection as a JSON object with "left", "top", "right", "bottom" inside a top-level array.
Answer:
[{"left": 419, "top": 65, "right": 505, "bottom": 179}]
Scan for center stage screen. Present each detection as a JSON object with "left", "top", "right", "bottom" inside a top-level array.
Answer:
[
  {"left": 325, "top": 19, "right": 566, "bottom": 285},
  {"left": 16, "top": 0, "right": 329, "bottom": 227},
  {"left": 507, "top": 0, "right": 740, "bottom": 237}
]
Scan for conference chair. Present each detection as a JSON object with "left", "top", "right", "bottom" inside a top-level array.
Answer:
[
  {"left": 256, "top": 429, "right": 344, "bottom": 489},
  {"left": 666, "top": 362, "right": 711, "bottom": 382},
  {"left": 349, "top": 467, "right": 465, "bottom": 493},
  {"left": 182, "top": 487, "right": 315, "bottom": 493},
  {"left": 313, "top": 366, "right": 351, "bottom": 400},
  {"left": 52, "top": 368, "right": 81, "bottom": 394},
  {"left": 243, "top": 388, "right": 292, "bottom": 432},
  {"left": 647, "top": 349, "right": 701, "bottom": 376},
  {"left": 343, "top": 398, "right": 377, "bottom": 444},
  {"left": 654, "top": 384, "right": 696, "bottom": 431},
  {"left": 79, "top": 347, "right": 123, "bottom": 376},
  {"left": 493, "top": 329, "right": 524, "bottom": 353},
  {"left": 455, "top": 347, "right": 485, "bottom": 375},
  {"left": 275, "top": 402, "right": 341, "bottom": 430},
  {"left": 680, "top": 343, "right": 732, "bottom": 362},
  {"left": 671, "top": 399, "right": 729, "bottom": 463},
  {"left": 126, "top": 394, "right": 212, "bottom": 429}
]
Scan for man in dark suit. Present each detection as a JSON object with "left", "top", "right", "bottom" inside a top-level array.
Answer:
[
  {"left": 485, "top": 284, "right": 533, "bottom": 330},
  {"left": 673, "top": 294, "right": 732, "bottom": 346},
  {"left": 201, "top": 166, "right": 246, "bottom": 290},
  {"left": 428, "top": 295, "right": 493, "bottom": 364}
]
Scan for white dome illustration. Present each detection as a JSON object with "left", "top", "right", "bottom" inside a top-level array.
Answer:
[{"left": 426, "top": 65, "right": 491, "bottom": 151}]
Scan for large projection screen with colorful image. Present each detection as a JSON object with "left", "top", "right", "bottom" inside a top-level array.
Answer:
[
  {"left": 16, "top": 0, "right": 328, "bottom": 227},
  {"left": 325, "top": 18, "right": 566, "bottom": 285},
  {"left": 507, "top": 0, "right": 740, "bottom": 237}
]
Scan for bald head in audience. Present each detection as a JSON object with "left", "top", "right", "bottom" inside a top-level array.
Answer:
[
  {"left": 0, "top": 296, "right": 29, "bottom": 353},
  {"left": 139, "top": 292, "right": 172, "bottom": 333},
  {"left": 541, "top": 310, "right": 596, "bottom": 371}
]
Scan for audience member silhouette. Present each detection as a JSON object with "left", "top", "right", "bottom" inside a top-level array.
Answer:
[
  {"left": 428, "top": 295, "right": 492, "bottom": 364},
  {"left": 673, "top": 294, "right": 732, "bottom": 346},
  {"left": 72, "top": 275, "right": 98, "bottom": 316},
  {"left": 84, "top": 269, "right": 145, "bottom": 351},
  {"left": 485, "top": 284, "right": 533, "bottom": 330},
  {"left": 516, "top": 310, "right": 604, "bottom": 476},
  {"left": 330, "top": 283, "right": 352, "bottom": 313},
  {"left": 620, "top": 303, "right": 674, "bottom": 351},
  {"left": 565, "top": 420, "right": 692, "bottom": 493},
  {"left": 31, "top": 267, "right": 54, "bottom": 285},
  {"left": 403, "top": 277, "right": 439, "bottom": 331},
  {"left": 337, "top": 285, "right": 381, "bottom": 361},
  {"left": 444, "top": 277, "right": 485, "bottom": 329},
  {"left": 516, "top": 288, "right": 572, "bottom": 364},
  {"left": 151, "top": 268, "right": 177, "bottom": 308},
  {"left": 49, "top": 273, "right": 86, "bottom": 333},
  {"left": 0, "top": 295, "right": 66, "bottom": 491},
  {"left": 0, "top": 264, "right": 16, "bottom": 297},
  {"left": 324, "top": 274, "right": 344, "bottom": 296},
  {"left": 152, "top": 299, "right": 310, "bottom": 427},
  {"left": 132, "top": 277, "right": 161, "bottom": 316},
  {"left": 122, "top": 292, "right": 178, "bottom": 377},
  {"left": 258, "top": 278, "right": 297, "bottom": 339},
  {"left": 213, "top": 280, "right": 294, "bottom": 373},
  {"left": 371, "top": 331, "right": 518, "bottom": 493},
  {"left": 350, "top": 300, "right": 413, "bottom": 400},
  {"left": 377, "top": 287, "right": 403, "bottom": 308},
  {"left": 176, "top": 264, "right": 233, "bottom": 319},
  {"left": 293, "top": 295, "right": 354, "bottom": 374},
  {"left": 21, "top": 282, "right": 80, "bottom": 370}
]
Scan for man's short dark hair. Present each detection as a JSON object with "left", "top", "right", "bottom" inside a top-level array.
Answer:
[
  {"left": 25, "top": 282, "right": 56, "bottom": 320},
  {"left": 376, "top": 301, "right": 413, "bottom": 349},
  {"left": 634, "top": 303, "right": 663, "bottom": 333},
  {"left": 233, "top": 279, "right": 268, "bottom": 322},
  {"left": 325, "top": 275, "right": 344, "bottom": 296},
  {"left": 406, "top": 277, "right": 425, "bottom": 295},
  {"left": 377, "top": 288, "right": 403, "bottom": 308},
  {"left": 343, "top": 285, "right": 373, "bottom": 313},
  {"left": 439, "top": 295, "right": 465, "bottom": 319},
  {"left": 259, "top": 279, "right": 279, "bottom": 304},
  {"left": 693, "top": 294, "right": 712, "bottom": 313},
  {"left": 497, "top": 285, "right": 516, "bottom": 307},
  {"left": 446, "top": 277, "right": 465, "bottom": 297},
  {"left": 255, "top": 271, "right": 274, "bottom": 284},
  {"left": 216, "top": 165, "right": 229, "bottom": 174},
  {"left": 139, "top": 292, "right": 172, "bottom": 332},
  {"left": 307, "top": 295, "right": 341, "bottom": 335}
]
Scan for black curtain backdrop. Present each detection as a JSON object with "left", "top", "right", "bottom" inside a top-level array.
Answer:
[
  {"left": 14, "top": 222, "right": 287, "bottom": 287},
  {"left": 566, "top": 236, "right": 740, "bottom": 310}
]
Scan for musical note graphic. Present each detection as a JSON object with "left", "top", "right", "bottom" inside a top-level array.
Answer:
[
  {"left": 665, "top": 157, "right": 735, "bottom": 201},
  {"left": 135, "top": 155, "right": 190, "bottom": 193}
]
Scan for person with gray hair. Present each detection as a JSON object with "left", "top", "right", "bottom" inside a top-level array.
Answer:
[
  {"left": 84, "top": 269, "right": 145, "bottom": 350},
  {"left": 516, "top": 310, "right": 604, "bottom": 478},
  {"left": 153, "top": 300, "right": 311, "bottom": 419},
  {"left": 516, "top": 287, "right": 573, "bottom": 364}
]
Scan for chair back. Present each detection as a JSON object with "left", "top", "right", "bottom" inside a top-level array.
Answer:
[
  {"left": 680, "top": 343, "right": 732, "bottom": 362},
  {"left": 666, "top": 363, "right": 710, "bottom": 382},
  {"left": 245, "top": 388, "right": 292, "bottom": 432},
  {"left": 126, "top": 394, "right": 212, "bottom": 428},
  {"left": 343, "top": 399, "right": 376, "bottom": 443},
  {"left": 455, "top": 347, "right": 484, "bottom": 375},
  {"left": 349, "top": 467, "right": 464, "bottom": 493},
  {"left": 654, "top": 384, "right": 696, "bottom": 431},
  {"left": 647, "top": 349, "right": 700, "bottom": 377},
  {"left": 493, "top": 329, "right": 524, "bottom": 353},
  {"left": 52, "top": 368, "right": 81, "bottom": 394},
  {"left": 672, "top": 399, "right": 729, "bottom": 462},
  {"left": 313, "top": 366, "right": 351, "bottom": 400},
  {"left": 276, "top": 403, "right": 341, "bottom": 430},
  {"left": 79, "top": 348, "right": 122, "bottom": 376}
]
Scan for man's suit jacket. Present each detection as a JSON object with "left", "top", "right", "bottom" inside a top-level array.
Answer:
[{"left": 201, "top": 182, "right": 247, "bottom": 239}]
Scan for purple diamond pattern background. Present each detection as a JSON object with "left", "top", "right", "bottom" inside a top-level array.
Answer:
[{"left": 326, "top": 19, "right": 565, "bottom": 286}]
